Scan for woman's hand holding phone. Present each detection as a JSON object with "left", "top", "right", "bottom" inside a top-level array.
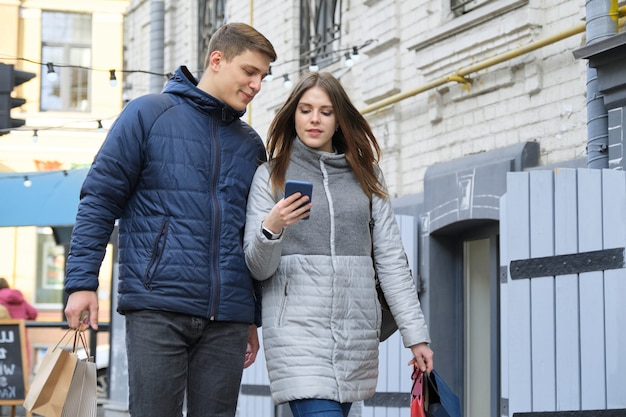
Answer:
[{"left": 262, "top": 181, "right": 313, "bottom": 233}]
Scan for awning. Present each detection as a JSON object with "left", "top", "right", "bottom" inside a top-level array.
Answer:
[{"left": 0, "top": 168, "right": 89, "bottom": 227}]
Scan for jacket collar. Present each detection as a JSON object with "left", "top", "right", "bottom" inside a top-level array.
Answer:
[{"left": 162, "top": 66, "right": 246, "bottom": 122}]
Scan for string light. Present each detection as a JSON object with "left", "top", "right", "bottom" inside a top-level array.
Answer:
[
  {"left": 32, "top": 129, "right": 38, "bottom": 143},
  {"left": 344, "top": 52, "right": 353, "bottom": 68},
  {"left": 283, "top": 74, "right": 293, "bottom": 89},
  {"left": 260, "top": 39, "right": 375, "bottom": 86},
  {"left": 97, "top": 120, "right": 104, "bottom": 131},
  {"left": 109, "top": 69, "right": 117, "bottom": 87},
  {"left": 4, "top": 40, "right": 374, "bottom": 92},
  {"left": 46, "top": 62, "right": 58, "bottom": 82},
  {"left": 351, "top": 46, "right": 360, "bottom": 63},
  {"left": 3, "top": 55, "right": 171, "bottom": 84},
  {"left": 0, "top": 168, "right": 86, "bottom": 184}
]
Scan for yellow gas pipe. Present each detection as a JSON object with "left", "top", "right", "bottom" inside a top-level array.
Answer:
[{"left": 360, "top": 5, "right": 626, "bottom": 115}]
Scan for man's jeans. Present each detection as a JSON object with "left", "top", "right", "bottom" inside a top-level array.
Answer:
[
  {"left": 125, "top": 310, "right": 249, "bottom": 417},
  {"left": 289, "top": 399, "right": 353, "bottom": 417}
]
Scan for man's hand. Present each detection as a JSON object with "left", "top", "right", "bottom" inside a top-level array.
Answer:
[
  {"left": 244, "top": 325, "right": 260, "bottom": 368},
  {"left": 64, "top": 290, "right": 99, "bottom": 331}
]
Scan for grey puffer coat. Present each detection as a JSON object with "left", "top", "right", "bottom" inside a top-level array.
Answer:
[{"left": 244, "top": 138, "right": 430, "bottom": 405}]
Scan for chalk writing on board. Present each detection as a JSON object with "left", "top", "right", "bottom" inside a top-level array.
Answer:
[{"left": 0, "top": 322, "right": 27, "bottom": 402}]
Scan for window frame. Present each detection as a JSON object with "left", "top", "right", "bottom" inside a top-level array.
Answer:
[{"left": 40, "top": 11, "right": 93, "bottom": 113}]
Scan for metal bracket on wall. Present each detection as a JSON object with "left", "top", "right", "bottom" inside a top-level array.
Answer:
[{"left": 509, "top": 247, "right": 625, "bottom": 280}]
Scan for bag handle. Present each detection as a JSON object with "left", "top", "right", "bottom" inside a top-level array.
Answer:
[
  {"left": 53, "top": 327, "right": 77, "bottom": 350},
  {"left": 54, "top": 327, "right": 92, "bottom": 361}
]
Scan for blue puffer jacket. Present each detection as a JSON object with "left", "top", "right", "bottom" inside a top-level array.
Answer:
[{"left": 65, "top": 66, "right": 267, "bottom": 325}]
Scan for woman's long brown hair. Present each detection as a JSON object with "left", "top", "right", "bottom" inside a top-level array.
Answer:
[{"left": 265, "top": 71, "right": 388, "bottom": 199}]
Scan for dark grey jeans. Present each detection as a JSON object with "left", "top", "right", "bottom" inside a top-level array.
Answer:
[{"left": 125, "top": 310, "right": 249, "bottom": 417}]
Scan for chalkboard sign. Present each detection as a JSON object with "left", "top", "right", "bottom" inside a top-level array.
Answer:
[{"left": 0, "top": 320, "right": 28, "bottom": 405}]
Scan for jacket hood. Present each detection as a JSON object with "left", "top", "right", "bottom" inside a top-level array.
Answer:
[
  {"left": 162, "top": 66, "right": 246, "bottom": 123},
  {"left": 0, "top": 288, "right": 25, "bottom": 305}
]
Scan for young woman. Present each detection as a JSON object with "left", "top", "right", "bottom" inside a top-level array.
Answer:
[{"left": 244, "top": 71, "right": 433, "bottom": 417}]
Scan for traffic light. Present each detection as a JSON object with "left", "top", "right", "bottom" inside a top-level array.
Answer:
[{"left": 0, "top": 63, "right": 36, "bottom": 136}]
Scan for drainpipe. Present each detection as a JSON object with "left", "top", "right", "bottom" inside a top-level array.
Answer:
[
  {"left": 150, "top": 0, "right": 165, "bottom": 93},
  {"left": 585, "top": 0, "right": 618, "bottom": 168}
]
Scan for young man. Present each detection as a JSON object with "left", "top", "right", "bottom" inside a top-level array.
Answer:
[{"left": 64, "top": 23, "right": 276, "bottom": 417}]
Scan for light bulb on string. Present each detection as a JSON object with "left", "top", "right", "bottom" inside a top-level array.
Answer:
[
  {"left": 109, "top": 69, "right": 118, "bottom": 87},
  {"left": 265, "top": 67, "right": 274, "bottom": 82},
  {"left": 309, "top": 57, "right": 319, "bottom": 72},
  {"left": 23, "top": 176, "right": 32, "bottom": 188},
  {"left": 32, "top": 129, "right": 38, "bottom": 143},
  {"left": 46, "top": 63, "right": 58, "bottom": 82},
  {"left": 283, "top": 74, "right": 293, "bottom": 89},
  {"left": 97, "top": 120, "right": 104, "bottom": 132},
  {"left": 351, "top": 46, "right": 360, "bottom": 63},
  {"left": 344, "top": 52, "right": 353, "bottom": 68}
]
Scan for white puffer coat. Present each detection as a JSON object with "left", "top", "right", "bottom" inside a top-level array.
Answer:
[{"left": 244, "top": 138, "right": 430, "bottom": 405}]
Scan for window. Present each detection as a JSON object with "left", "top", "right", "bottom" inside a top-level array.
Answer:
[
  {"left": 300, "top": 0, "right": 342, "bottom": 70},
  {"left": 198, "top": 0, "right": 226, "bottom": 72},
  {"left": 34, "top": 227, "right": 113, "bottom": 322},
  {"left": 451, "top": 0, "right": 496, "bottom": 16},
  {"left": 40, "top": 12, "right": 92, "bottom": 112},
  {"left": 35, "top": 228, "right": 64, "bottom": 306}
]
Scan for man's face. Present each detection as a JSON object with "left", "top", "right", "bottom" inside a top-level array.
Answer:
[{"left": 206, "top": 49, "right": 271, "bottom": 111}]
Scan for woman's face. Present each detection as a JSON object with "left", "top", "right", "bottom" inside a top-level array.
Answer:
[{"left": 295, "top": 86, "right": 338, "bottom": 153}]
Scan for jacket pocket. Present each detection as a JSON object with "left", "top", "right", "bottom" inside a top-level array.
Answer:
[
  {"left": 277, "top": 279, "right": 289, "bottom": 327},
  {"left": 144, "top": 218, "right": 169, "bottom": 289}
]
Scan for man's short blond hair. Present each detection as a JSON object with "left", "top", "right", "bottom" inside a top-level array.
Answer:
[{"left": 203, "top": 22, "right": 276, "bottom": 69}]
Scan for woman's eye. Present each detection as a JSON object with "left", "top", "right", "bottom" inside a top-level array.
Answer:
[{"left": 322, "top": 111, "right": 333, "bottom": 117}]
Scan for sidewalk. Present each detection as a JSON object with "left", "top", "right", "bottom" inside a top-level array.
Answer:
[{"left": 0, "top": 402, "right": 105, "bottom": 417}]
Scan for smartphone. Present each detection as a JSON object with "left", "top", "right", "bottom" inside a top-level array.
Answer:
[{"left": 285, "top": 180, "right": 313, "bottom": 220}]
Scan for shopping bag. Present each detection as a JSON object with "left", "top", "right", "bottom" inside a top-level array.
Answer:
[
  {"left": 61, "top": 358, "right": 98, "bottom": 417},
  {"left": 23, "top": 329, "right": 79, "bottom": 417},
  {"left": 61, "top": 329, "right": 97, "bottom": 417},
  {"left": 411, "top": 366, "right": 462, "bottom": 417},
  {"left": 410, "top": 366, "right": 426, "bottom": 417}
]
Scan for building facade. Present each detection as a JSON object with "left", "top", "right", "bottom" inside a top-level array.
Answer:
[
  {"left": 113, "top": 1, "right": 626, "bottom": 417},
  {"left": 3, "top": 0, "right": 625, "bottom": 416},
  {"left": 0, "top": 0, "right": 129, "bottom": 380}
]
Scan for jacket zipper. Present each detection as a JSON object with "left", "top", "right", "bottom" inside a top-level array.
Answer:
[
  {"left": 144, "top": 219, "right": 169, "bottom": 290},
  {"left": 208, "top": 113, "right": 222, "bottom": 320}
]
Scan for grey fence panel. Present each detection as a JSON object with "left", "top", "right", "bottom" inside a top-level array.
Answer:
[
  {"left": 600, "top": 170, "right": 626, "bottom": 408},
  {"left": 577, "top": 168, "right": 606, "bottom": 410},
  {"left": 504, "top": 171, "right": 533, "bottom": 415},
  {"left": 529, "top": 170, "right": 557, "bottom": 411},
  {"left": 554, "top": 168, "right": 581, "bottom": 410},
  {"left": 503, "top": 168, "right": 626, "bottom": 416},
  {"left": 500, "top": 192, "right": 510, "bottom": 410}
]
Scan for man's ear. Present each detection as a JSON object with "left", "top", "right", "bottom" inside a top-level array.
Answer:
[{"left": 208, "top": 51, "right": 223, "bottom": 71}]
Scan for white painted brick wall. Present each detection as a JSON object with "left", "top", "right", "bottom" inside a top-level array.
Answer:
[{"left": 124, "top": 0, "right": 596, "bottom": 197}]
